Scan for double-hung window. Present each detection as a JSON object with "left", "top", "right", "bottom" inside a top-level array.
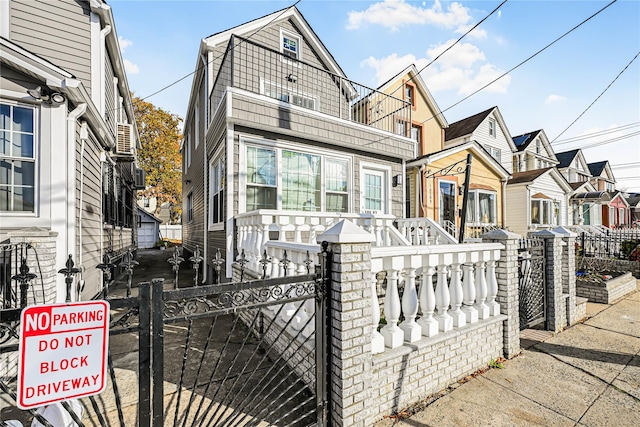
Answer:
[
  {"left": 325, "top": 158, "right": 348, "bottom": 212},
  {"left": 247, "top": 146, "right": 277, "bottom": 210},
  {"left": 281, "top": 30, "right": 301, "bottom": 61},
  {"left": 209, "top": 157, "right": 225, "bottom": 226},
  {"left": 0, "top": 103, "right": 35, "bottom": 212},
  {"left": 282, "top": 150, "right": 321, "bottom": 211}
]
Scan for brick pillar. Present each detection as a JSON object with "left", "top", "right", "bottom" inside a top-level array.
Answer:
[
  {"left": 482, "top": 229, "right": 522, "bottom": 359},
  {"left": 318, "top": 219, "right": 376, "bottom": 427},
  {"left": 9, "top": 227, "right": 59, "bottom": 304},
  {"left": 553, "top": 227, "right": 579, "bottom": 326},
  {"left": 532, "top": 229, "right": 566, "bottom": 332}
]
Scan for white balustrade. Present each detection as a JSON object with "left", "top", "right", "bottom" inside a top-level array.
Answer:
[
  {"left": 370, "top": 243, "right": 502, "bottom": 353},
  {"left": 371, "top": 277, "right": 385, "bottom": 354}
]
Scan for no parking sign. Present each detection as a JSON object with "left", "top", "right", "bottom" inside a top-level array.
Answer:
[{"left": 17, "top": 301, "right": 110, "bottom": 409}]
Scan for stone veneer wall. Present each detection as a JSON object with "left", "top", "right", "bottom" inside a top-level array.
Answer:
[
  {"left": 371, "top": 316, "right": 504, "bottom": 419},
  {"left": 576, "top": 272, "right": 637, "bottom": 304}
]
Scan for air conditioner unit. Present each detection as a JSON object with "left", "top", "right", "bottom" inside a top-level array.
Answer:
[
  {"left": 116, "top": 123, "right": 134, "bottom": 155},
  {"left": 134, "top": 167, "right": 146, "bottom": 189}
]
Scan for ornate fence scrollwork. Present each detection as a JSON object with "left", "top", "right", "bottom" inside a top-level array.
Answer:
[{"left": 167, "top": 246, "right": 184, "bottom": 289}]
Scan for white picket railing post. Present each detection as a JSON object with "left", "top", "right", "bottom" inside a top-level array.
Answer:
[
  {"left": 400, "top": 266, "right": 421, "bottom": 342},
  {"left": 448, "top": 260, "right": 466, "bottom": 328},
  {"left": 486, "top": 259, "right": 501, "bottom": 316},
  {"left": 381, "top": 268, "right": 403, "bottom": 348},
  {"left": 417, "top": 265, "right": 438, "bottom": 337},
  {"left": 474, "top": 260, "right": 490, "bottom": 319},
  {"left": 434, "top": 263, "right": 453, "bottom": 332},
  {"left": 461, "top": 262, "right": 479, "bottom": 323}
]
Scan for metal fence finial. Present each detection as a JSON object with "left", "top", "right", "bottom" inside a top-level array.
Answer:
[{"left": 58, "top": 255, "right": 81, "bottom": 303}]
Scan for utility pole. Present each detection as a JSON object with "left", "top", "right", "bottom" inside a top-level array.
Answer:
[{"left": 458, "top": 153, "right": 473, "bottom": 243}]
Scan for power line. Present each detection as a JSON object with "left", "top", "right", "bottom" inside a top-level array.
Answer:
[
  {"left": 551, "top": 50, "right": 640, "bottom": 142},
  {"left": 139, "top": 0, "right": 302, "bottom": 103},
  {"left": 578, "top": 130, "right": 640, "bottom": 150},
  {"left": 552, "top": 122, "right": 640, "bottom": 145},
  {"left": 386, "top": 0, "right": 508, "bottom": 99}
]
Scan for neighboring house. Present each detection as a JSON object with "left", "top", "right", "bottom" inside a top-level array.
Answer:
[
  {"left": 588, "top": 160, "right": 616, "bottom": 192},
  {"left": 373, "top": 64, "right": 447, "bottom": 157},
  {"left": 0, "top": 0, "right": 142, "bottom": 300},
  {"left": 625, "top": 193, "right": 640, "bottom": 225},
  {"left": 444, "top": 106, "right": 517, "bottom": 174},
  {"left": 512, "top": 129, "right": 559, "bottom": 173},
  {"left": 137, "top": 209, "right": 162, "bottom": 249},
  {"left": 567, "top": 181, "right": 599, "bottom": 227},
  {"left": 181, "top": 6, "right": 416, "bottom": 280},
  {"left": 137, "top": 197, "right": 174, "bottom": 224},
  {"left": 406, "top": 141, "right": 510, "bottom": 239},
  {"left": 555, "top": 149, "right": 592, "bottom": 185},
  {"left": 505, "top": 168, "right": 573, "bottom": 236}
]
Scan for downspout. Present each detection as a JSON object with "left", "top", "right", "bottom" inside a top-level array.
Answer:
[
  {"left": 78, "top": 121, "right": 89, "bottom": 299},
  {"left": 67, "top": 103, "right": 87, "bottom": 301},
  {"left": 201, "top": 54, "right": 208, "bottom": 284},
  {"left": 501, "top": 178, "right": 508, "bottom": 228},
  {"left": 99, "top": 25, "right": 112, "bottom": 115}
]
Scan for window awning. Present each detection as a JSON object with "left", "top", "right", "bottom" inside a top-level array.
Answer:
[{"left": 531, "top": 192, "right": 552, "bottom": 200}]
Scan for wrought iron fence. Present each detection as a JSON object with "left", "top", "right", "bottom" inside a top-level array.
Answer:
[
  {"left": 0, "top": 243, "right": 44, "bottom": 309},
  {"left": 518, "top": 237, "right": 546, "bottom": 330},
  {"left": 577, "top": 232, "right": 640, "bottom": 261}
]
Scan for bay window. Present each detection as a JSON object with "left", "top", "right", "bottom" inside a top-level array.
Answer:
[
  {"left": 466, "top": 190, "right": 496, "bottom": 224},
  {"left": 244, "top": 143, "right": 350, "bottom": 212},
  {"left": 0, "top": 103, "right": 35, "bottom": 212}
]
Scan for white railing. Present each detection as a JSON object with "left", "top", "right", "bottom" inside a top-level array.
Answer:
[
  {"left": 369, "top": 243, "right": 503, "bottom": 354},
  {"left": 395, "top": 218, "right": 457, "bottom": 245},
  {"left": 236, "top": 210, "right": 416, "bottom": 273},
  {"left": 159, "top": 224, "right": 182, "bottom": 242}
]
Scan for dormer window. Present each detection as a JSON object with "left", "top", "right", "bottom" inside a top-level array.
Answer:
[
  {"left": 281, "top": 30, "right": 301, "bottom": 61},
  {"left": 536, "top": 139, "right": 541, "bottom": 154},
  {"left": 404, "top": 83, "right": 415, "bottom": 107},
  {"left": 488, "top": 119, "right": 496, "bottom": 137}
]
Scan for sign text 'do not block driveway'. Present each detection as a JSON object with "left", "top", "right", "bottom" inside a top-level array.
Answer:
[{"left": 18, "top": 301, "right": 110, "bottom": 409}]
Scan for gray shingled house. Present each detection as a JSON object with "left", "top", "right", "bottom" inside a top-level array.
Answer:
[
  {"left": 0, "top": 0, "right": 143, "bottom": 300},
  {"left": 181, "top": 6, "right": 419, "bottom": 281}
]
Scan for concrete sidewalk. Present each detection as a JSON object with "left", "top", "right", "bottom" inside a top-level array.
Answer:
[{"left": 375, "top": 282, "right": 640, "bottom": 427}]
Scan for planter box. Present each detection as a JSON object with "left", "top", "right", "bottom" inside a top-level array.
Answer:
[{"left": 576, "top": 272, "right": 636, "bottom": 304}]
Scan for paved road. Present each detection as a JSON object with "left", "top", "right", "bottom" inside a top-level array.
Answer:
[{"left": 375, "top": 282, "right": 640, "bottom": 427}]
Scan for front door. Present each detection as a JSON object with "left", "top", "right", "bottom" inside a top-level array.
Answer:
[
  {"left": 438, "top": 180, "right": 457, "bottom": 225},
  {"left": 363, "top": 169, "right": 387, "bottom": 214}
]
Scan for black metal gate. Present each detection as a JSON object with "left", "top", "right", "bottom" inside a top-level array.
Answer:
[
  {"left": 518, "top": 237, "right": 546, "bottom": 330},
  {"left": 149, "top": 247, "right": 330, "bottom": 427},
  {"left": 1, "top": 245, "right": 330, "bottom": 427}
]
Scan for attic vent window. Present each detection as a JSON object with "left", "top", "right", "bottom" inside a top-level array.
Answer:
[
  {"left": 280, "top": 29, "right": 301, "bottom": 61},
  {"left": 488, "top": 119, "right": 496, "bottom": 137}
]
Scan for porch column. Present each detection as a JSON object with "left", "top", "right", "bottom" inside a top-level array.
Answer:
[
  {"left": 553, "top": 226, "right": 579, "bottom": 326},
  {"left": 318, "top": 219, "right": 376, "bottom": 427},
  {"left": 482, "top": 229, "right": 521, "bottom": 359},
  {"left": 532, "top": 229, "right": 567, "bottom": 332}
]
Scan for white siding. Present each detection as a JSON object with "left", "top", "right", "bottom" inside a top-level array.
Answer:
[
  {"left": 505, "top": 186, "right": 529, "bottom": 236},
  {"left": 472, "top": 114, "right": 513, "bottom": 174}
]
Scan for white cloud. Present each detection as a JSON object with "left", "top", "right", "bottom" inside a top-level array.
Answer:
[
  {"left": 347, "top": 0, "right": 473, "bottom": 32},
  {"left": 545, "top": 94, "right": 567, "bottom": 105},
  {"left": 118, "top": 36, "right": 132, "bottom": 53},
  {"left": 123, "top": 59, "right": 140, "bottom": 75},
  {"left": 363, "top": 38, "right": 510, "bottom": 97}
]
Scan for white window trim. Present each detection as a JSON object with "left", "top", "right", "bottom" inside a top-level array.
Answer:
[
  {"left": 1, "top": 0, "right": 9, "bottom": 39},
  {"left": 530, "top": 198, "right": 560, "bottom": 226},
  {"left": 467, "top": 189, "right": 497, "bottom": 225},
  {"left": 195, "top": 93, "right": 200, "bottom": 148},
  {"left": 259, "top": 79, "right": 318, "bottom": 111},
  {"left": 279, "top": 28, "right": 303, "bottom": 65},
  {"left": 186, "top": 191, "right": 193, "bottom": 223},
  {"left": 186, "top": 134, "right": 192, "bottom": 168},
  {"left": 0, "top": 101, "right": 38, "bottom": 216},
  {"left": 488, "top": 118, "right": 496, "bottom": 137},
  {"left": 238, "top": 136, "right": 353, "bottom": 214},
  {"left": 208, "top": 152, "right": 224, "bottom": 231},
  {"left": 360, "top": 162, "right": 392, "bottom": 215}
]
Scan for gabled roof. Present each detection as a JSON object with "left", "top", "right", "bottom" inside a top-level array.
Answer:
[
  {"left": 444, "top": 106, "right": 516, "bottom": 151},
  {"left": 444, "top": 107, "right": 493, "bottom": 141},
  {"left": 375, "top": 64, "right": 448, "bottom": 128},
  {"left": 507, "top": 167, "right": 573, "bottom": 193},
  {"left": 569, "top": 180, "right": 596, "bottom": 195},
  {"left": 406, "top": 139, "right": 510, "bottom": 179},
  {"left": 555, "top": 149, "right": 580, "bottom": 168},
  {"left": 512, "top": 130, "right": 541, "bottom": 151},
  {"left": 588, "top": 161, "right": 608, "bottom": 177}
]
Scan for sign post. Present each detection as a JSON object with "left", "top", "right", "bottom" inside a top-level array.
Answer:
[{"left": 17, "top": 300, "right": 110, "bottom": 409}]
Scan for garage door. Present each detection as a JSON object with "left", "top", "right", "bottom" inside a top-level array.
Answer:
[{"left": 139, "top": 222, "right": 158, "bottom": 249}]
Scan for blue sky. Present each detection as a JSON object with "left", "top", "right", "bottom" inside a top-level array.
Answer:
[{"left": 110, "top": 0, "right": 640, "bottom": 192}]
